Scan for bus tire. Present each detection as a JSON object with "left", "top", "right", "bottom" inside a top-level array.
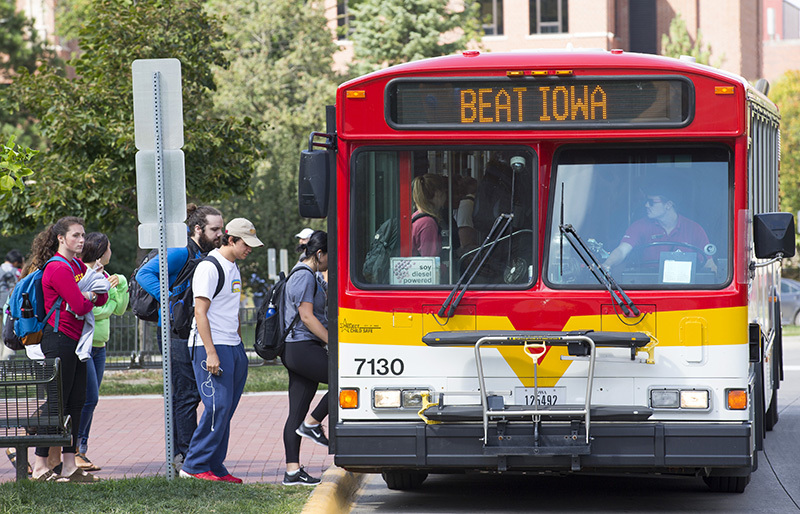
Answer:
[
  {"left": 765, "top": 384, "right": 779, "bottom": 431},
  {"left": 381, "top": 470, "right": 428, "bottom": 490},
  {"left": 702, "top": 475, "right": 750, "bottom": 493}
]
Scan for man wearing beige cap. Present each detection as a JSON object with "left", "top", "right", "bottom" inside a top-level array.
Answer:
[{"left": 179, "top": 218, "right": 263, "bottom": 483}]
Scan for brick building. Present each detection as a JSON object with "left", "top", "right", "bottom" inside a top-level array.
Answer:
[
  {"left": 12, "top": 0, "right": 800, "bottom": 82},
  {"left": 328, "top": 0, "right": 800, "bottom": 83}
]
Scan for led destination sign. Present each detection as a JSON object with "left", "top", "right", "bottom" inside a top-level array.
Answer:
[{"left": 387, "top": 77, "right": 692, "bottom": 129}]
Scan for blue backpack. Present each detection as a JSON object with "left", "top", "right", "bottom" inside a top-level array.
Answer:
[{"left": 4, "top": 256, "right": 71, "bottom": 348}]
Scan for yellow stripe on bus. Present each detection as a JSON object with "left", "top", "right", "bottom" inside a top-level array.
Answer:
[{"left": 337, "top": 305, "right": 748, "bottom": 388}]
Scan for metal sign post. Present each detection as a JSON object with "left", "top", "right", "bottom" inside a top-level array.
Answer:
[{"left": 132, "top": 58, "right": 185, "bottom": 480}]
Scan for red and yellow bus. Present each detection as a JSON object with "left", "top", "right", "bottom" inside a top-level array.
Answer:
[{"left": 298, "top": 50, "right": 795, "bottom": 493}]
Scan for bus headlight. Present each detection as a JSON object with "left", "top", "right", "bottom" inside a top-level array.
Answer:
[
  {"left": 373, "top": 389, "right": 402, "bottom": 408},
  {"left": 372, "top": 388, "right": 432, "bottom": 409},
  {"left": 680, "top": 390, "right": 709, "bottom": 409},
  {"left": 650, "top": 388, "right": 710, "bottom": 409},
  {"left": 650, "top": 389, "right": 680, "bottom": 408}
]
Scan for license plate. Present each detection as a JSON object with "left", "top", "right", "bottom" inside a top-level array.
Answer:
[{"left": 514, "top": 387, "right": 565, "bottom": 406}]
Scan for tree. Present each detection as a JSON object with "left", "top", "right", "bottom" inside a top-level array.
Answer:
[
  {"left": 206, "top": 0, "right": 339, "bottom": 281},
  {"left": 0, "top": 0, "right": 54, "bottom": 78},
  {"left": 771, "top": 71, "right": 800, "bottom": 218},
  {"left": 0, "top": 0, "right": 58, "bottom": 148},
  {"left": 660, "top": 13, "right": 717, "bottom": 66},
  {"left": 348, "top": 0, "right": 481, "bottom": 75},
  {"left": 0, "top": 0, "right": 261, "bottom": 243}
]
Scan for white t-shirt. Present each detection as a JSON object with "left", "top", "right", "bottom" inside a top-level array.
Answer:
[
  {"left": 188, "top": 250, "right": 241, "bottom": 347},
  {"left": 456, "top": 195, "right": 475, "bottom": 228}
]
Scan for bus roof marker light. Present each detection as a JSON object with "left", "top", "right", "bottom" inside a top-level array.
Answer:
[
  {"left": 506, "top": 70, "right": 524, "bottom": 77},
  {"left": 463, "top": 50, "right": 480, "bottom": 57},
  {"left": 531, "top": 70, "right": 548, "bottom": 76},
  {"left": 715, "top": 86, "right": 735, "bottom": 95},
  {"left": 611, "top": 49, "right": 623, "bottom": 54},
  {"left": 555, "top": 70, "right": 573, "bottom": 76},
  {"left": 346, "top": 90, "right": 366, "bottom": 99}
]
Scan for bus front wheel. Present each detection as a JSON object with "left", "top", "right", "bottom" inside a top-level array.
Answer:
[
  {"left": 381, "top": 470, "right": 428, "bottom": 490},
  {"left": 702, "top": 474, "right": 750, "bottom": 493}
]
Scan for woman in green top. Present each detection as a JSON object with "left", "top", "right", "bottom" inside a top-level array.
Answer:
[{"left": 76, "top": 233, "right": 129, "bottom": 472}]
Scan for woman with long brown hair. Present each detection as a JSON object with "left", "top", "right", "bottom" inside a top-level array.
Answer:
[
  {"left": 30, "top": 217, "right": 108, "bottom": 482},
  {"left": 411, "top": 173, "right": 447, "bottom": 257}
]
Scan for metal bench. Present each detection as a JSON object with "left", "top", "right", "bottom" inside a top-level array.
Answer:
[{"left": 0, "top": 358, "right": 72, "bottom": 481}]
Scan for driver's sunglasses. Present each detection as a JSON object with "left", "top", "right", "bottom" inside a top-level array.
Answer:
[{"left": 645, "top": 197, "right": 664, "bottom": 206}]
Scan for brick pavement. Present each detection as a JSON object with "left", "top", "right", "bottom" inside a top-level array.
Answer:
[{"left": 0, "top": 391, "right": 333, "bottom": 484}]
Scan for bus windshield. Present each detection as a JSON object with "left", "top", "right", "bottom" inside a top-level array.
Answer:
[
  {"left": 352, "top": 147, "right": 536, "bottom": 287},
  {"left": 546, "top": 146, "right": 731, "bottom": 288}
]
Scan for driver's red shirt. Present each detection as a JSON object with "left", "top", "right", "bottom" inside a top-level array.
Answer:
[{"left": 620, "top": 215, "right": 711, "bottom": 263}]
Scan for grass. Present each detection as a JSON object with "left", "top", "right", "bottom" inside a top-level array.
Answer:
[
  {"left": 0, "top": 476, "right": 312, "bottom": 513},
  {"left": 783, "top": 324, "right": 800, "bottom": 336},
  {"left": 99, "top": 363, "right": 328, "bottom": 396}
]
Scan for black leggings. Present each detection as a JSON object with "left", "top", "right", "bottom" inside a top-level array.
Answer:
[
  {"left": 35, "top": 325, "right": 86, "bottom": 456},
  {"left": 282, "top": 339, "right": 328, "bottom": 463}
]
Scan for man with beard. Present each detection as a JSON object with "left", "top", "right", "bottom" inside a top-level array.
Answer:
[{"left": 136, "top": 204, "right": 224, "bottom": 471}]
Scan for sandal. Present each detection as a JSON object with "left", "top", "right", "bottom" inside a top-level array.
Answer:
[
  {"left": 33, "top": 469, "right": 56, "bottom": 481},
  {"left": 5, "top": 448, "right": 33, "bottom": 475},
  {"left": 55, "top": 469, "right": 100, "bottom": 483}
]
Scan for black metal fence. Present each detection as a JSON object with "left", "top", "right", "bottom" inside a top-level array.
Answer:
[{"left": 105, "top": 308, "right": 265, "bottom": 369}]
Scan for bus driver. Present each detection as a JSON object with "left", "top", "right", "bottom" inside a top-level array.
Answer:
[{"left": 602, "top": 186, "right": 717, "bottom": 273}]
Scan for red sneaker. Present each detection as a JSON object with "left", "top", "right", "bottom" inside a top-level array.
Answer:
[
  {"left": 218, "top": 474, "right": 243, "bottom": 484},
  {"left": 179, "top": 469, "right": 224, "bottom": 481}
]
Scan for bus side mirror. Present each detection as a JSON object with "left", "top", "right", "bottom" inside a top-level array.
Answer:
[
  {"left": 753, "top": 212, "right": 796, "bottom": 259},
  {"left": 298, "top": 148, "right": 330, "bottom": 219}
]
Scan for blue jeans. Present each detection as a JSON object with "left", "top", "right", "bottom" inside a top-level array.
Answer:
[
  {"left": 182, "top": 344, "right": 248, "bottom": 477},
  {"left": 171, "top": 336, "right": 201, "bottom": 459},
  {"left": 77, "top": 346, "right": 107, "bottom": 454}
]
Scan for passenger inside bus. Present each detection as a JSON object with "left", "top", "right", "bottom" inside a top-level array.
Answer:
[
  {"left": 602, "top": 183, "right": 718, "bottom": 274},
  {"left": 455, "top": 175, "right": 479, "bottom": 253},
  {"left": 411, "top": 173, "right": 447, "bottom": 257}
]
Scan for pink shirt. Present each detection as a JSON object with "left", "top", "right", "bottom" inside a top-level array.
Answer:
[
  {"left": 621, "top": 215, "right": 710, "bottom": 263},
  {"left": 42, "top": 253, "right": 108, "bottom": 341},
  {"left": 411, "top": 211, "right": 441, "bottom": 257}
]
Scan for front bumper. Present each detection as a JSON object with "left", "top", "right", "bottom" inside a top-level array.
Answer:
[{"left": 334, "top": 421, "right": 753, "bottom": 475}]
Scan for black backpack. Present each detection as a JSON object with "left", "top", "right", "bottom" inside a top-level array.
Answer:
[
  {"left": 254, "top": 267, "right": 316, "bottom": 360},
  {"left": 170, "top": 255, "right": 225, "bottom": 339},
  {"left": 129, "top": 250, "right": 160, "bottom": 322},
  {"left": 362, "top": 213, "right": 431, "bottom": 283}
]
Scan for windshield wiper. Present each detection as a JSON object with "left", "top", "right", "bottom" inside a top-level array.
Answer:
[
  {"left": 439, "top": 213, "right": 514, "bottom": 319},
  {"left": 559, "top": 223, "right": 640, "bottom": 318}
]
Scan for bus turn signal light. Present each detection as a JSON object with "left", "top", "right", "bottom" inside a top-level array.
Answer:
[
  {"left": 715, "top": 86, "right": 734, "bottom": 95},
  {"left": 727, "top": 389, "right": 747, "bottom": 410},
  {"left": 339, "top": 389, "right": 359, "bottom": 409},
  {"left": 346, "top": 90, "right": 366, "bottom": 99}
]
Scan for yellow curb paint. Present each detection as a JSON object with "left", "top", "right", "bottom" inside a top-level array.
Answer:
[{"left": 302, "top": 466, "right": 366, "bottom": 514}]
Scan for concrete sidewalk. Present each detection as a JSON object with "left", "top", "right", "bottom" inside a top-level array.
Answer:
[{"left": 0, "top": 391, "right": 333, "bottom": 484}]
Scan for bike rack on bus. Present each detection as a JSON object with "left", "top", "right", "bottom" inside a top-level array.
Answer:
[{"left": 421, "top": 330, "right": 652, "bottom": 461}]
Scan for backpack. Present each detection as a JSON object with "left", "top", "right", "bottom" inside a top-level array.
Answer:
[
  {"left": 129, "top": 249, "right": 160, "bottom": 322},
  {"left": 169, "top": 255, "right": 225, "bottom": 339},
  {"left": 254, "top": 267, "right": 316, "bottom": 360},
  {"left": 362, "top": 213, "right": 431, "bottom": 283},
  {"left": 129, "top": 247, "right": 194, "bottom": 323},
  {"left": 3, "top": 256, "right": 70, "bottom": 349}
]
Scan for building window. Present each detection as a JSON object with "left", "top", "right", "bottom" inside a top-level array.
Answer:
[
  {"left": 338, "top": 0, "right": 365, "bottom": 40},
  {"left": 530, "top": 0, "right": 568, "bottom": 34},
  {"left": 479, "top": 0, "right": 504, "bottom": 36}
]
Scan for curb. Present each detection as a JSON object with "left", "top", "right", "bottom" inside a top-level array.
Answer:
[{"left": 302, "top": 466, "right": 366, "bottom": 514}]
